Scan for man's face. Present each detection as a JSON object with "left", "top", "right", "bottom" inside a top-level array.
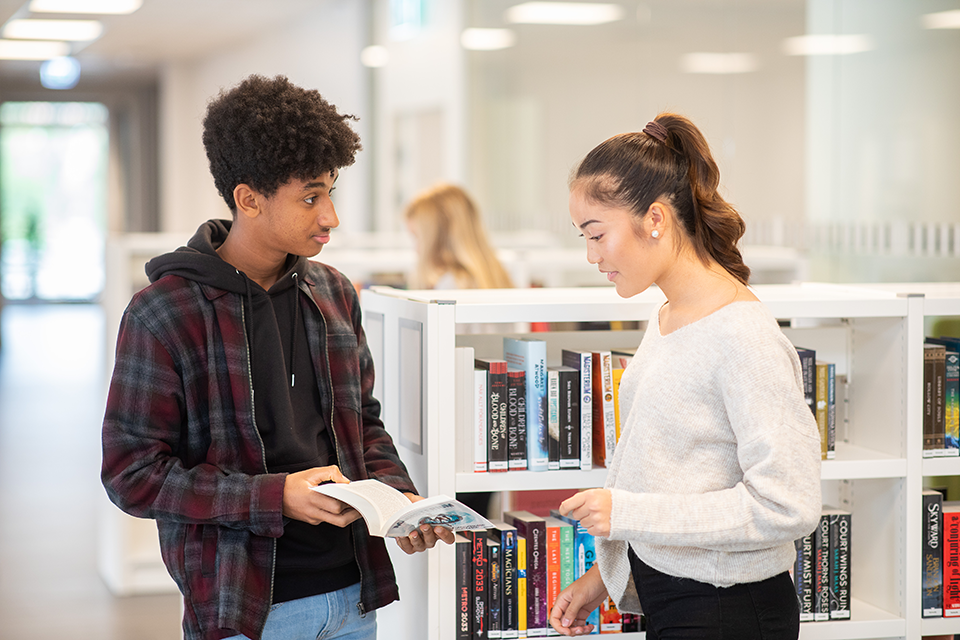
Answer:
[{"left": 257, "top": 169, "right": 340, "bottom": 258}]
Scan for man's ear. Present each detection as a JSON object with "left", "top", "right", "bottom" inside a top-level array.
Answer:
[{"left": 233, "top": 184, "right": 261, "bottom": 220}]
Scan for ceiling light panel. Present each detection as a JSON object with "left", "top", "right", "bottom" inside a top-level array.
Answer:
[
  {"left": 680, "top": 52, "right": 759, "bottom": 74},
  {"left": 921, "top": 10, "right": 960, "bottom": 29},
  {"left": 461, "top": 28, "right": 516, "bottom": 50},
  {"left": 505, "top": 2, "right": 624, "bottom": 25},
  {"left": 782, "top": 34, "right": 873, "bottom": 56},
  {"left": 29, "top": 0, "right": 141, "bottom": 14},
  {"left": 0, "top": 39, "right": 70, "bottom": 59},
  {"left": 3, "top": 19, "right": 103, "bottom": 41}
]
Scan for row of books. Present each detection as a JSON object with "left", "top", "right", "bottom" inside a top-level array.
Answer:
[
  {"left": 793, "top": 508, "right": 852, "bottom": 622},
  {"left": 456, "top": 509, "right": 643, "bottom": 638},
  {"left": 464, "top": 338, "right": 634, "bottom": 474},
  {"left": 922, "top": 337, "right": 960, "bottom": 457},
  {"left": 922, "top": 489, "right": 960, "bottom": 617},
  {"left": 795, "top": 347, "right": 840, "bottom": 461}
]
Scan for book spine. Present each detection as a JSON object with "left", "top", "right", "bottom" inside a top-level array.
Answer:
[
  {"left": 498, "top": 529, "right": 519, "bottom": 638},
  {"left": 612, "top": 367, "right": 624, "bottom": 443},
  {"left": 545, "top": 523, "right": 560, "bottom": 636},
  {"left": 518, "top": 536, "right": 527, "bottom": 638},
  {"left": 457, "top": 535, "right": 473, "bottom": 640},
  {"left": 561, "top": 350, "right": 592, "bottom": 471},
  {"left": 489, "top": 539, "right": 503, "bottom": 638},
  {"left": 559, "top": 368, "right": 580, "bottom": 469},
  {"left": 579, "top": 528, "right": 599, "bottom": 630},
  {"left": 507, "top": 371, "right": 528, "bottom": 470},
  {"left": 796, "top": 348, "right": 816, "bottom": 418},
  {"left": 547, "top": 369, "right": 560, "bottom": 471},
  {"left": 814, "top": 513, "right": 830, "bottom": 621},
  {"left": 505, "top": 339, "right": 548, "bottom": 472},
  {"left": 599, "top": 352, "right": 616, "bottom": 464},
  {"left": 826, "top": 362, "right": 836, "bottom": 459},
  {"left": 936, "top": 351, "right": 947, "bottom": 452},
  {"left": 489, "top": 365, "right": 509, "bottom": 472},
  {"left": 923, "top": 492, "right": 943, "bottom": 618},
  {"left": 558, "top": 522, "right": 574, "bottom": 591},
  {"left": 816, "top": 362, "right": 828, "bottom": 461},
  {"left": 599, "top": 596, "right": 622, "bottom": 633},
  {"left": 794, "top": 534, "right": 814, "bottom": 622},
  {"left": 520, "top": 521, "right": 546, "bottom": 636},
  {"left": 475, "top": 369, "right": 488, "bottom": 473},
  {"left": 829, "top": 512, "right": 851, "bottom": 620},
  {"left": 925, "top": 345, "right": 940, "bottom": 455},
  {"left": 472, "top": 531, "right": 489, "bottom": 638},
  {"left": 945, "top": 509, "right": 960, "bottom": 616},
  {"left": 946, "top": 351, "right": 960, "bottom": 453}
]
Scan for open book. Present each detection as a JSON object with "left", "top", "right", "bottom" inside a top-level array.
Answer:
[{"left": 311, "top": 479, "right": 493, "bottom": 538}]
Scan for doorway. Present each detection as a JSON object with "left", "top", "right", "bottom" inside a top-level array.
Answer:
[{"left": 0, "top": 101, "right": 109, "bottom": 302}]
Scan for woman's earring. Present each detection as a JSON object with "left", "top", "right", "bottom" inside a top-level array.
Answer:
[{"left": 652, "top": 230, "right": 660, "bottom": 238}]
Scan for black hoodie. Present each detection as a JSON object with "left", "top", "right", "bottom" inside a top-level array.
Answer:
[{"left": 146, "top": 219, "right": 360, "bottom": 602}]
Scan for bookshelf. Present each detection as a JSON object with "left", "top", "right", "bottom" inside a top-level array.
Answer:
[{"left": 360, "top": 282, "right": 936, "bottom": 640}]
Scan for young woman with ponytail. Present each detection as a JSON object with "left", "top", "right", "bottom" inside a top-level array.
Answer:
[{"left": 550, "top": 114, "right": 822, "bottom": 639}]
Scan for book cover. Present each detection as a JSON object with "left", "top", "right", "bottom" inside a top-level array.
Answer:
[
  {"left": 795, "top": 347, "right": 816, "bottom": 418},
  {"left": 794, "top": 533, "right": 814, "bottom": 622},
  {"left": 471, "top": 530, "right": 489, "bottom": 639},
  {"left": 922, "top": 489, "right": 943, "bottom": 618},
  {"left": 474, "top": 367, "right": 488, "bottom": 473},
  {"left": 507, "top": 369, "right": 529, "bottom": 470},
  {"left": 504, "top": 510, "right": 548, "bottom": 636},
  {"left": 504, "top": 338, "right": 549, "bottom": 472},
  {"left": 311, "top": 479, "right": 493, "bottom": 537},
  {"left": 925, "top": 344, "right": 947, "bottom": 454},
  {"left": 815, "top": 361, "right": 829, "bottom": 461},
  {"left": 944, "top": 501, "right": 960, "bottom": 617},
  {"left": 489, "top": 537, "right": 503, "bottom": 638},
  {"left": 561, "top": 349, "right": 593, "bottom": 472},
  {"left": 456, "top": 534, "right": 473, "bottom": 640},
  {"left": 557, "top": 366, "right": 580, "bottom": 469},
  {"left": 489, "top": 521, "right": 520, "bottom": 638},
  {"left": 928, "top": 337, "right": 960, "bottom": 455},
  {"left": 477, "top": 358, "right": 509, "bottom": 472},
  {"left": 543, "top": 516, "right": 561, "bottom": 636},
  {"left": 518, "top": 535, "right": 527, "bottom": 637},
  {"left": 826, "top": 508, "right": 851, "bottom": 620},
  {"left": 547, "top": 367, "right": 560, "bottom": 471},
  {"left": 814, "top": 512, "right": 830, "bottom": 621},
  {"left": 591, "top": 350, "right": 616, "bottom": 468}
]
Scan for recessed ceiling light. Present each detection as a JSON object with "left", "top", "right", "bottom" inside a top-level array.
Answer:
[
  {"left": 921, "top": 10, "right": 960, "bottom": 29},
  {"left": 461, "top": 28, "right": 516, "bottom": 51},
  {"left": 680, "top": 52, "right": 759, "bottom": 74},
  {"left": 40, "top": 56, "right": 81, "bottom": 89},
  {"left": 505, "top": 2, "right": 624, "bottom": 26},
  {"left": 3, "top": 19, "right": 103, "bottom": 41},
  {"left": 0, "top": 39, "right": 70, "bottom": 60},
  {"left": 782, "top": 34, "right": 873, "bottom": 56},
  {"left": 29, "top": 0, "right": 141, "bottom": 14},
  {"left": 360, "top": 45, "right": 389, "bottom": 68}
]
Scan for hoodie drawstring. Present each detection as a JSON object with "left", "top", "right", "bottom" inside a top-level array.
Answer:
[{"left": 290, "top": 272, "right": 299, "bottom": 388}]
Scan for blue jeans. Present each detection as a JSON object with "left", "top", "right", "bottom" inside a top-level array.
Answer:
[
  {"left": 224, "top": 582, "right": 376, "bottom": 640},
  {"left": 628, "top": 548, "right": 799, "bottom": 640}
]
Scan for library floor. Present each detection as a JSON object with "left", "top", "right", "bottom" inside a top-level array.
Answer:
[{"left": 0, "top": 303, "right": 182, "bottom": 640}]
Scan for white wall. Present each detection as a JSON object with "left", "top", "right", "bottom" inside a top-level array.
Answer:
[{"left": 158, "top": 0, "right": 372, "bottom": 237}]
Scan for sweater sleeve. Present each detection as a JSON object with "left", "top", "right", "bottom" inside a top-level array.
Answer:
[
  {"left": 607, "top": 326, "right": 822, "bottom": 552},
  {"left": 100, "top": 305, "right": 286, "bottom": 538}
]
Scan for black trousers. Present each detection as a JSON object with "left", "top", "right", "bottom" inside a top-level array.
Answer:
[{"left": 628, "top": 547, "right": 800, "bottom": 640}]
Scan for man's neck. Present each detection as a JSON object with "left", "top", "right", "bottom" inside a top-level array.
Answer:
[{"left": 216, "top": 230, "right": 287, "bottom": 290}]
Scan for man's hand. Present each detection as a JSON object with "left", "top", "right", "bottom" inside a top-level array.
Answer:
[
  {"left": 395, "top": 493, "right": 457, "bottom": 554},
  {"left": 282, "top": 466, "right": 361, "bottom": 527}
]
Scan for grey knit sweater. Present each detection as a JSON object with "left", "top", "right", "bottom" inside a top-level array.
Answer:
[{"left": 597, "top": 301, "right": 822, "bottom": 613}]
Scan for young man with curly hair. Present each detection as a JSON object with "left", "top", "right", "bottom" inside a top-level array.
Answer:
[{"left": 101, "top": 74, "right": 453, "bottom": 640}]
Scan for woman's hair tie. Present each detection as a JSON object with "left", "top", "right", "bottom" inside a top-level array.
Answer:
[{"left": 643, "top": 120, "right": 668, "bottom": 143}]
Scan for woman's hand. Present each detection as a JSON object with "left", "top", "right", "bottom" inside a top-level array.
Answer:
[
  {"left": 549, "top": 564, "right": 609, "bottom": 636},
  {"left": 282, "top": 466, "right": 361, "bottom": 527},
  {"left": 395, "top": 493, "right": 457, "bottom": 554},
  {"left": 559, "top": 489, "right": 612, "bottom": 537}
]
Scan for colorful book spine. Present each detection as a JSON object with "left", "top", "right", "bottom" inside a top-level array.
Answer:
[
  {"left": 518, "top": 535, "right": 527, "bottom": 638},
  {"left": 794, "top": 533, "right": 814, "bottom": 622},
  {"left": 826, "top": 509, "right": 851, "bottom": 620},
  {"left": 504, "top": 338, "right": 549, "bottom": 472},
  {"left": 612, "top": 366, "right": 625, "bottom": 443},
  {"left": 561, "top": 349, "right": 592, "bottom": 471},
  {"left": 927, "top": 337, "right": 960, "bottom": 455},
  {"left": 826, "top": 361, "right": 836, "bottom": 459},
  {"left": 814, "top": 512, "right": 830, "bottom": 621},
  {"left": 547, "top": 368, "right": 560, "bottom": 471},
  {"left": 471, "top": 530, "right": 490, "bottom": 638},
  {"left": 504, "top": 510, "right": 547, "bottom": 636},
  {"left": 591, "top": 350, "right": 616, "bottom": 468},
  {"left": 815, "top": 361, "right": 835, "bottom": 460},
  {"left": 476, "top": 358, "right": 509, "bottom": 472},
  {"left": 599, "top": 597, "right": 621, "bottom": 634},
  {"left": 474, "top": 368, "right": 488, "bottom": 473},
  {"left": 507, "top": 369, "right": 528, "bottom": 470},
  {"left": 558, "top": 366, "right": 580, "bottom": 469},
  {"left": 456, "top": 534, "right": 473, "bottom": 640},
  {"left": 543, "top": 517, "right": 561, "bottom": 636},
  {"left": 925, "top": 344, "right": 947, "bottom": 454},
  {"left": 489, "top": 538, "right": 503, "bottom": 638},
  {"left": 944, "top": 502, "right": 960, "bottom": 617},
  {"left": 549, "top": 510, "right": 598, "bottom": 631},
  {"left": 922, "top": 490, "right": 943, "bottom": 618}
]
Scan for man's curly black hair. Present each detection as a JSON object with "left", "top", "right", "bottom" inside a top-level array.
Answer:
[{"left": 202, "top": 74, "right": 362, "bottom": 211}]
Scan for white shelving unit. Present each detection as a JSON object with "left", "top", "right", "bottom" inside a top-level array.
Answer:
[{"left": 360, "top": 282, "right": 937, "bottom": 640}]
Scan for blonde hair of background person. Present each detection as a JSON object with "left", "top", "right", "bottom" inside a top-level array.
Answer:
[{"left": 404, "top": 183, "right": 514, "bottom": 290}]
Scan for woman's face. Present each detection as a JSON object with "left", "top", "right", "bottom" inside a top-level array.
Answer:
[{"left": 569, "top": 188, "right": 662, "bottom": 298}]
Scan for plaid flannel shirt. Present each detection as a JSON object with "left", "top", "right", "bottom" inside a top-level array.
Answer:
[{"left": 101, "top": 260, "right": 416, "bottom": 640}]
